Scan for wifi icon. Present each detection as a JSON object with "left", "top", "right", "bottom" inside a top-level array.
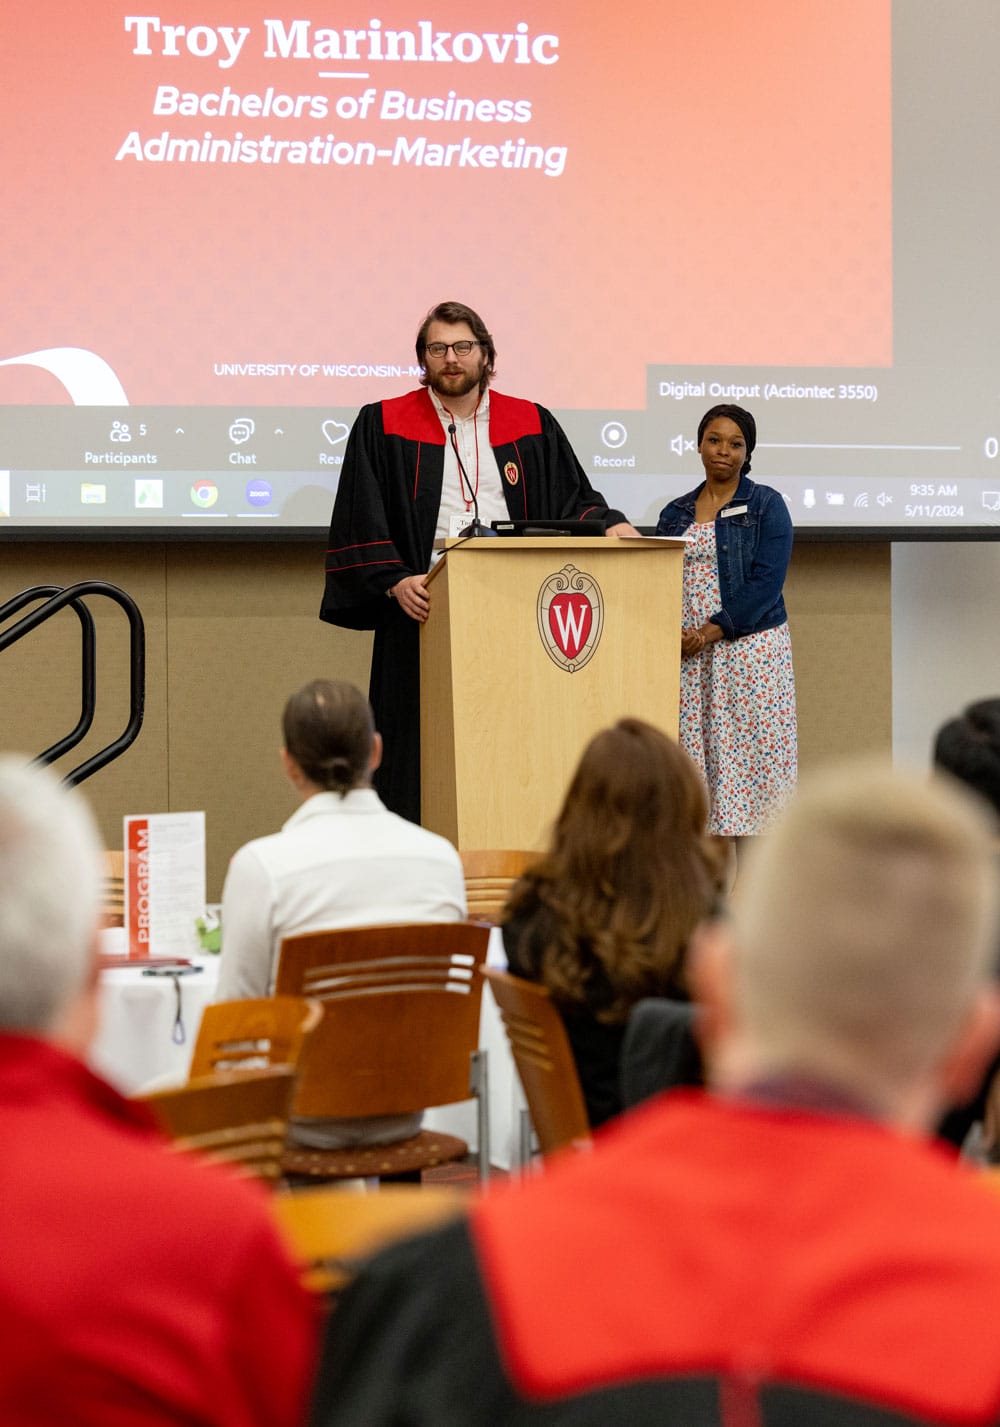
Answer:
[{"left": 854, "top": 492, "right": 870, "bottom": 508}]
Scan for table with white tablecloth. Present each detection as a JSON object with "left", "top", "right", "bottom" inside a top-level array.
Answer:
[
  {"left": 89, "top": 956, "right": 220, "bottom": 1095},
  {"left": 89, "top": 932, "right": 525, "bottom": 1168}
]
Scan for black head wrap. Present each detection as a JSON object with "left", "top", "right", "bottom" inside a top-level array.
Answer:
[{"left": 697, "top": 404, "right": 756, "bottom": 477}]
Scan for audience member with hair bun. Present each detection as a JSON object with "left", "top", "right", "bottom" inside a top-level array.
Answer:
[
  {"left": 217, "top": 678, "right": 466, "bottom": 1149},
  {"left": 656, "top": 404, "right": 797, "bottom": 852},
  {"left": 501, "top": 719, "right": 721, "bottom": 1127}
]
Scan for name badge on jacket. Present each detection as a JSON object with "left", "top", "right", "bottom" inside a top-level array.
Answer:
[{"left": 721, "top": 505, "right": 748, "bottom": 518}]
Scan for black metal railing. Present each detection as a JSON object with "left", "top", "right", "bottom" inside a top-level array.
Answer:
[{"left": 0, "top": 581, "right": 145, "bottom": 785}]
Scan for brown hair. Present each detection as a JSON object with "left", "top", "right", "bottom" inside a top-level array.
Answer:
[
  {"left": 415, "top": 300, "right": 496, "bottom": 390},
  {"left": 503, "top": 719, "right": 720, "bottom": 1021},
  {"left": 282, "top": 680, "right": 374, "bottom": 796}
]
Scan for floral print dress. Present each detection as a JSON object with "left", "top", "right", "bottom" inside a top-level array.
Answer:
[{"left": 679, "top": 521, "right": 797, "bottom": 836}]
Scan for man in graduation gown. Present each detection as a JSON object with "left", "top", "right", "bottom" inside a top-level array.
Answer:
[{"left": 319, "top": 300, "right": 637, "bottom": 823}]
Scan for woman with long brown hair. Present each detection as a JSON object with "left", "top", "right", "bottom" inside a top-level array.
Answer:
[{"left": 502, "top": 717, "right": 720, "bottom": 1127}]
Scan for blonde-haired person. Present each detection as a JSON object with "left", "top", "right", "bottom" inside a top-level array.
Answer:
[
  {"left": 704, "top": 760, "right": 1000, "bottom": 1126},
  {"left": 309, "top": 761, "right": 1000, "bottom": 1427},
  {"left": 502, "top": 718, "right": 721, "bottom": 1127}
]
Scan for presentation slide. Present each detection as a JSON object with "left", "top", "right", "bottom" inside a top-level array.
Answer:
[{"left": 2, "top": 1, "right": 998, "bottom": 534}]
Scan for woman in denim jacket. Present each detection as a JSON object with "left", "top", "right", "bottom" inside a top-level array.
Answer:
[{"left": 656, "top": 404, "right": 797, "bottom": 844}]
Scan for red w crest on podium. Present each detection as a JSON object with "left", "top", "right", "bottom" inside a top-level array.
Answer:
[{"left": 536, "top": 564, "right": 604, "bottom": 673}]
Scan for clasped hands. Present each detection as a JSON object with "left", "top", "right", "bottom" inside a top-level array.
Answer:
[{"left": 681, "top": 623, "right": 722, "bottom": 657}]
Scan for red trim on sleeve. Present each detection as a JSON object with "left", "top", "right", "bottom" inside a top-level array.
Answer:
[
  {"left": 325, "top": 558, "right": 403, "bottom": 574},
  {"left": 326, "top": 540, "right": 395, "bottom": 554}
]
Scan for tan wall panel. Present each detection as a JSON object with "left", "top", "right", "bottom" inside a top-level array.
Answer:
[
  {"left": 2, "top": 537, "right": 889, "bottom": 899},
  {"left": 785, "top": 541, "right": 892, "bottom": 770},
  {"left": 164, "top": 543, "right": 372, "bottom": 898}
]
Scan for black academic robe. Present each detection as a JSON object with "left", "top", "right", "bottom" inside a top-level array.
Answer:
[
  {"left": 309, "top": 1091, "right": 1000, "bottom": 1426},
  {"left": 319, "top": 388, "right": 626, "bottom": 823}
]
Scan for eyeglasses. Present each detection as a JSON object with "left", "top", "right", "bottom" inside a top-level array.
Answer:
[{"left": 424, "top": 341, "right": 483, "bottom": 358}]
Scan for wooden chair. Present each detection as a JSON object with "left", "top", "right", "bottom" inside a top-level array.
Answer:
[
  {"left": 275, "top": 922, "right": 492, "bottom": 1184},
  {"left": 272, "top": 1184, "right": 467, "bottom": 1295},
  {"left": 460, "top": 849, "right": 538, "bottom": 924},
  {"left": 140, "top": 1066, "right": 296, "bottom": 1183},
  {"left": 483, "top": 966, "right": 591, "bottom": 1160},
  {"left": 188, "top": 996, "right": 323, "bottom": 1079},
  {"left": 100, "top": 849, "right": 125, "bottom": 928}
]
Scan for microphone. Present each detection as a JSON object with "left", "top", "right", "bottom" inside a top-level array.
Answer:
[{"left": 448, "top": 422, "right": 496, "bottom": 539}]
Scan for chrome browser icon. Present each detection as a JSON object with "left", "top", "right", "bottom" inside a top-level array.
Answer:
[{"left": 190, "top": 479, "right": 219, "bottom": 508}]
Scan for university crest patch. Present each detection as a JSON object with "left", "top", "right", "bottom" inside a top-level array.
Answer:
[{"left": 536, "top": 564, "right": 604, "bottom": 673}]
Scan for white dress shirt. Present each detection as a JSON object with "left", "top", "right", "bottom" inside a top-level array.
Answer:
[
  {"left": 217, "top": 787, "right": 467, "bottom": 1149},
  {"left": 429, "top": 387, "right": 509, "bottom": 544},
  {"left": 218, "top": 787, "right": 466, "bottom": 1000}
]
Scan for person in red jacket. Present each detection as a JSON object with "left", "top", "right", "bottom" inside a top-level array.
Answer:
[
  {"left": 0, "top": 757, "right": 318, "bottom": 1427},
  {"left": 310, "top": 760, "right": 1000, "bottom": 1427}
]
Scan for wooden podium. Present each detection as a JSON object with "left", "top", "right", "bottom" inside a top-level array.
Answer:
[{"left": 420, "top": 536, "right": 685, "bottom": 850}]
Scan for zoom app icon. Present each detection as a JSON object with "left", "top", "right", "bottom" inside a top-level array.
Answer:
[{"left": 245, "top": 479, "right": 273, "bottom": 507}]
